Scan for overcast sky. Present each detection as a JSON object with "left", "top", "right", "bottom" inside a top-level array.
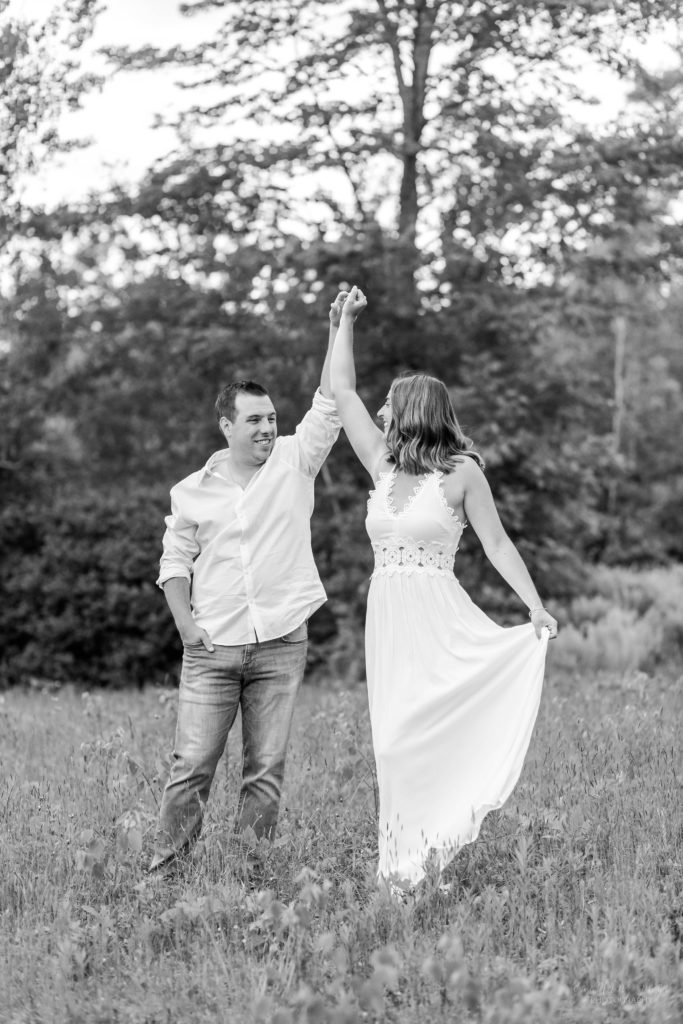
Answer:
[
  {"left": 14, "top": 0, "right": 225, "bottom": 204},
  {"left": 11, "top": 0, "right": 680, "bottom": 209}
]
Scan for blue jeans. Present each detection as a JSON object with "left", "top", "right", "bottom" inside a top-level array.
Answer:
[{"left": 152, "top": 622, "right": 308, "bottom": 866}]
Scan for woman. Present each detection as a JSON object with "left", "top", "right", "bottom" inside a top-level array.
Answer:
[{"left": 330, "top": 286, "right": 558, "bottom": 893}]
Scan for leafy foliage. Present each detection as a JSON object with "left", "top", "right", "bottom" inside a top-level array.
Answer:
[
  {"left": 0, "top": 0, "right": 101, "bottom": 241},
  {"left": 0, "top": 486, "right": 177, "bottom": 688},
  {"left": 1, "top": 0, "right": 682, "bottom": 685}
]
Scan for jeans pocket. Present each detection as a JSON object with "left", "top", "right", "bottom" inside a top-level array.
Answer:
[{"left": 280, "top": 621, "right": 308, "bottom": 644}]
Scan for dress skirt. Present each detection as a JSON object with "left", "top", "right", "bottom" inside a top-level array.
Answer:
[{"left": 365, "top": 563, "right": 547, "bottom": 885}]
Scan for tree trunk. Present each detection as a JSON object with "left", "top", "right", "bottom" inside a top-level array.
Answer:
[
  {"left": 606, "top": 288, "right": 628, "bottom": 550},
  {"left": 377, "top": 0, "right": 439, "bottom": 323}
]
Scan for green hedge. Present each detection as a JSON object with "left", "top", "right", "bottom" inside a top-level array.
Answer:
[
  {"left": 0, "top": 486, "right": 180, "bottom": 688},
  {"left": 0, "top": 483, "right": 344, "bottom": 688}
]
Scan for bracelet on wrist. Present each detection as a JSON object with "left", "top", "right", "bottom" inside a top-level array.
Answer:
[{"left": 528, "top": 606, "right": 545, "bottom": 618}]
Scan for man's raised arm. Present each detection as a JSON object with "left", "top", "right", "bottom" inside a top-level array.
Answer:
[{"left": 320, "top": 289, "right": 348, "bottom": 398}]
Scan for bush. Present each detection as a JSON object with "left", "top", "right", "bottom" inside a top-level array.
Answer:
[
  {"left": 552, "top": 564, "right": 683, "bottom": 674},
  {"left": 0, "top": 485, "right": 180, "bottom": 688},
  {"left": 3, "top": 482, "right": 681, "bottom": 689},
  {"left": 0, "top": 482, "right": 342, "bottom": 689}
]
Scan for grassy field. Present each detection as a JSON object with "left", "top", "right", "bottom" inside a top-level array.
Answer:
[{"left": 0, "top": 662, "right": 681, "bottom": 1024}]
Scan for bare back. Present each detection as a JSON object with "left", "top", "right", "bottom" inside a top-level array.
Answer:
[{"left": 375, "top": 453, "right": 468, "bottom": 524}]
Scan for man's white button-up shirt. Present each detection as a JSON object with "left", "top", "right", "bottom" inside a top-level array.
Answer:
[{"left": 157, "top": 389, "right": 341, "bottom": 644}]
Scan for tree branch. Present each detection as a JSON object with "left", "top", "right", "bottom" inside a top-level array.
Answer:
[{"left": 375, "top": 0, "right": 410, "bottom": 112}]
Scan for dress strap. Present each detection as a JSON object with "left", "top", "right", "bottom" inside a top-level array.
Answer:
[{"left": 433, "top": 470, "right": 467, "bottom": 529}]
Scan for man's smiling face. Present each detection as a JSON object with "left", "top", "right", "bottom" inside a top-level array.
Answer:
[{"left": 222, "top": 393, "right": 278, "bottom": 466}]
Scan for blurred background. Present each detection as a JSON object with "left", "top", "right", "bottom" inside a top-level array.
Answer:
[{"left": 1, "top": 0, "right": 682, "bottom": 689}]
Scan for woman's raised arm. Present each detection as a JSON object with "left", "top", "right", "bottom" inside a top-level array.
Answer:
[{"left": 330, "top": 286, "right": 387, "bottom": 479}]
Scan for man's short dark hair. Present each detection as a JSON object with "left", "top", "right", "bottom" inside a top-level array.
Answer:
[{"left": 215, "top": 381, "right": 269, "bottom": 422}]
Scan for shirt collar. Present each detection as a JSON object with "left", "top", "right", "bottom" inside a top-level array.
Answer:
[{"left": 200, "top": 449, "right": 233, "bottom": 482}]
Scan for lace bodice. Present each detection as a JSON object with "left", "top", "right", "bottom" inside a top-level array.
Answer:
[{"left": 366, "top": 470, "right": 465, "bottom": 577}]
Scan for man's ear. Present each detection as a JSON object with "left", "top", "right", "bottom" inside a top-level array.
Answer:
[{"left": 219, "top": 416, "right": 232, "bottom": 440}]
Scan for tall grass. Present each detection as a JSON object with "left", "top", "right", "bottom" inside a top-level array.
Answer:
[{"left": 0, "top": 663, "right": 681, "bottom": 1023}]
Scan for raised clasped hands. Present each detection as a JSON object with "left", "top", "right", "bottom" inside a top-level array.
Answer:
[
  {"left": 340, "top": 285, "right": 367, "bottom": 321},
  {"left": 329, "top": 290, "right": 350, "bottom": 327},
  {"left": 530, "top": 607, "right": 559, "bottom": 641}
]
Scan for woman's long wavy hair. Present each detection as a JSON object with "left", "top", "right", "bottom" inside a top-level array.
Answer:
[{"left": 385, "top": 374, "right": 484, "bottom": 473}]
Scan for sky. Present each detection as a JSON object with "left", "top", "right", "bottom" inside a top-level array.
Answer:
[
  {"left": 13, "top": 0, "right": 226, "bottom": 204},
  {"left": 10, "top": 0, "right": 681, "bottom": 209}
]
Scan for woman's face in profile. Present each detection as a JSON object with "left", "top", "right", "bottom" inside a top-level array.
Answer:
[{"left": 377, "top": 393, "right": 392, "bottom": 436}]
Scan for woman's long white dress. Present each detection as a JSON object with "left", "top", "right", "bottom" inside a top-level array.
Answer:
[{"left": 365, "top": 469, "right": 548, "bottom": 886}]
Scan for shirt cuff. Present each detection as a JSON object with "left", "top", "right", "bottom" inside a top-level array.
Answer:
[
  {"left": 312, "top": 387, "right": 342, "bottom": 425},
  {"left": 156, "top": 566, "right": 192, "bottom": 590}
]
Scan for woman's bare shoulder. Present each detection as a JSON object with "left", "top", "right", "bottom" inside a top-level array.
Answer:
[
  {"left": 440, "top": 458, "right": 483, "bottom": 505},
  {"left": 442, "top": 455, "right": 483, "bottom": 491},
  {"left": 460, "top": 455, "right": 485, "bottom": 481}
]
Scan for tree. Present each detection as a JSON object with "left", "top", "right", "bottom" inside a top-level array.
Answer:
[
  {"left": 2, "top": 1, "right": 682, "bottom": 685},
  {"left": 0, "top": 0, "right": 101, "bottom": 242},
  {"left": 103, "top": 1, "right": 680, "bottom": 313},
  {"left": 0, "top": 0, "right": 101, "bottom": 492}
]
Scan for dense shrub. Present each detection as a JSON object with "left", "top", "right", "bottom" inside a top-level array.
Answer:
[
  {"left": 0, "top": 485, "right": 179, "bottom": 688},
  {"left": 0, "top": 481, "right": 345, "bottom": 689},
  {"left": 2, "top": 482, "right": 681, "bottom": 689},
  {"left": 551, "top": 564, "right": 683, "bottom": 674}
]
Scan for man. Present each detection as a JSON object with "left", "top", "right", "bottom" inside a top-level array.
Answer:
[{"left": 150, "top": 292, "right": 348, "bottom": 873}]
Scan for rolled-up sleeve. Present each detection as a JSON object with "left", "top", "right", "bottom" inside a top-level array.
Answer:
[
  {"left": 287, "top": 389, "right": 342, "bottom": 476},
  {"left": 156, "top": 489, "right": 199, "bottom": 589}
]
